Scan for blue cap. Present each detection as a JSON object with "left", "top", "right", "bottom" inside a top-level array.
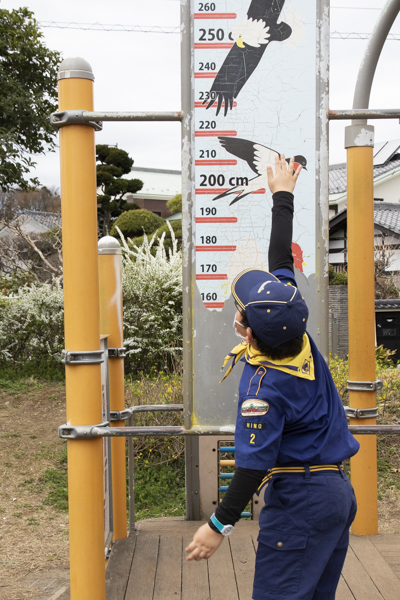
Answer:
[{"left": 232, "top": 269, "right": 308, "bottom": 347}]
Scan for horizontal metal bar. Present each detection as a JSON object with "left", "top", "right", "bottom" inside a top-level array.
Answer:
[
  {"left": 349, "top": 425, "right": 400, "bottom": 434},
  {"left": 59, "top": 424, "right": 400, "bottom": 440},
  {"left": 241, "top": 512, "right": 251, "bottom": 518},
  {"left": 220, "top": 486, "right": 229, "bottom": 492},
  {"left": 328, "top": 109, "right": 400, "bottom": 120},
  {"left": 82, "top": 111, "right": 182, "bottom": 122},
  {"left": 219, "top": 447, "right": 235, "bottom": 452},
  {"left": 220, "top": 473, "right": 234, "bottom": 480},
  {"left": 110, "top": 404, "right": 183, "bottom": 421}
]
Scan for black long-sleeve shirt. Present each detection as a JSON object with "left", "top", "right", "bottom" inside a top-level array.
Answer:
[{"left": 209, "top": 191, "right": 295, "bottom": 533}]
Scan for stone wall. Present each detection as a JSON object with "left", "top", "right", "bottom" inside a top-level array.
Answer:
[{"left": 329, "top": 285, "right": 348, "bottom": 358}]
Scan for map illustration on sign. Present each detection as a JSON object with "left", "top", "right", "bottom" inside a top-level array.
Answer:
[
  {"left": 194, "top": 0, "right": 317, "bottom": 311},
  {"left": 204, "top": 0, "right": 292, "bottom": 116}
]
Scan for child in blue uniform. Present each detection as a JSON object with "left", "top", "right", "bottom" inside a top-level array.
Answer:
[{"left": 186, "top": 155, "right": 359, "bottom": 600}]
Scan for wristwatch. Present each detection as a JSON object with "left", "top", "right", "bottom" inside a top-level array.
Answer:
[{"left": 210, "top": 513, "right": 235, "bottom": 536}]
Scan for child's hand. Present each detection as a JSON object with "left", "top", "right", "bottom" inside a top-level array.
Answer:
[
  {"left": 267, "top": 154, "right": 302, "bottom": 195},
  {"left": 185, "top": 523, "right": 224, "bottom": 561}
]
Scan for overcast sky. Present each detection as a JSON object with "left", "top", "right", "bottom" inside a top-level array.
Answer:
[{"left": 2, "top": 0, "right": 400, "bottom": 190}]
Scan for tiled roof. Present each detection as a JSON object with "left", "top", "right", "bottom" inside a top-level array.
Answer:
[
  {"left": 16, "top": 209, "right": 62, "bottom": 228},
  {"left": 329, "top": 154, "right": 400, "bottom": 194},
  {"left": 329, "top": 202, "right": 400, "bottom": 237},
  {"left": 374, "top": 202, "right": 400, "bottom": 236},
  {"left": 375, "top": 299, "right": 400, "bottom": 310}
]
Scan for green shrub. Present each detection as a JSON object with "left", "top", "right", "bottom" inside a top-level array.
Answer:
[
  {"left": 110, "top": 209, "right": 165, "bottom": 239},
  {"left": 329, "top": 265, "right": 348, "bottom": 285}
]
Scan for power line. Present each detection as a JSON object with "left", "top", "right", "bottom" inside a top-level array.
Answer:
[
  {"left": 38, "top": 21, "right": 400, "bottom": 40},
  {"left": 39, "top": 21, "right": 180, "bottom": 34},
  {"left": 331, "top": 31, "right": 400, "bottom": 40}
]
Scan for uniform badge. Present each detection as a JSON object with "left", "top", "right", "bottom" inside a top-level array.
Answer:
[
  {"left": 241, "top": 398, "right": 269, "bottom": 417},
  {"left": 301, "top": 358, "right": 311, "bottom": 375}
]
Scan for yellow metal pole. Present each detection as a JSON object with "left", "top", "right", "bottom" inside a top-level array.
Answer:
[
  {"left": 345, "top": 124, "right": 378, "bottom": 536},
  {"left": 98, "top": 237, "right": 127, "bottom": 541},
  {"left": 58, "top": 58, "right": 106, "bottom": 598}
]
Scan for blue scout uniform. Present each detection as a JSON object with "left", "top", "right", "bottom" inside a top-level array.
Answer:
[{"left": 231, "top": 268, "right": 359, "bottom": 600}]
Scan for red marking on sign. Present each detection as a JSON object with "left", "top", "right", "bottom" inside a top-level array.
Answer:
[
  {"left": 195, "top": 160, "right": 237, "bottom": 166},
  {"left": 195, "top": 131, "right": 237, "bottom": 137},
  {"left": 195, "top": 72, "right": 217, "bottom": 78},
  {"left": 194, "top": 13, "right": 237, "bottom": 19},
  {"left": 194, "top": 43, "right": 234, "bottom": 49},
  {"left": 196, "top": 274, "right": 228, "bottom": 280},
  {"left": 195, "top": 101, "right": 237, "bottom": 108},
  {"left": 195, "top": 188, "right": 266, "bottom": 194},
  {"left": 196, "top": 245, "right": 236, "bottom": 252},
  {"left": 204, "top": 302, "right": 225, "bottom": 308},
  {"left": 195, "top": 217, "right": 237, "bottom": 223}
]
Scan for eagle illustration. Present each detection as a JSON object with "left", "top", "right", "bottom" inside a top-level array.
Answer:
[{"left": 204, "top": 0, "right": 292, "bottom": 116}]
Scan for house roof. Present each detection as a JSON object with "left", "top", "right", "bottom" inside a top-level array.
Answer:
[
  {"left": 329, "top": 139, "right": 400, "bottom": 195},
  {"left": 329, "top": 154, "right": 400, "bottom": 195},
  {"left": 330, "top": 201, "right": 400, "bottom": 237}
]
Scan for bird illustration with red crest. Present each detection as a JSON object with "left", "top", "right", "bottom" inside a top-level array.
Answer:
[{"left": 212, "top": 137, "right": 307, "bottom": 205}]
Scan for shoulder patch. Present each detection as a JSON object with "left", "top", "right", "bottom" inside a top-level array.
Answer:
[{"left": 241, "top": 398, "right": 269, "bottom": 417}]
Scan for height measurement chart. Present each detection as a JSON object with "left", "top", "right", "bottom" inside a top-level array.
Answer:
[{"left": 193, "top": 0, "right": 317, "bottom": 311}]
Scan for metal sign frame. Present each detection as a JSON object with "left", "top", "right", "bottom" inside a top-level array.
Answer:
[{"left": 181, "top": 0, "right": 330, "bottom": 435}]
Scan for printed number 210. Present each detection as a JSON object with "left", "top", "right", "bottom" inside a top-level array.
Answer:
[{"left": 250, "top": 433, "right": 255, "bottom": 445}]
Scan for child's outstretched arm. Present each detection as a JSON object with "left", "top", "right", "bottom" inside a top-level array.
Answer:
[{"left": 267, "top": 154, "right": 302, "bottom": 273}]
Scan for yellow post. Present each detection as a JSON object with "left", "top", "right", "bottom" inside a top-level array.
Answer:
[
  {"left": 98, "top": 237, "right": 127, "bottom": 541},
  {"left": 345, "top": 124, "right": 378, "bottom": 535},
  {"left": 58, "top": 58, "right": 106, "bottom": 598}
]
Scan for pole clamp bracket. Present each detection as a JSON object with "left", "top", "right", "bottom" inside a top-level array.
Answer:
[
  {"left": 110, "top": 409, "right": 131, "bottom": 421},
  {"left": 108, "top": 347, "right": 126, "bottom": 358},
  {"left": 59, "top": 421, "right": 109, "bottom": 439},
  {"left": 54, "top": 349, "right": 104, "bottom": 365},
  {"left": 347, "top": 380, "right": 383, "bottom": 392},
  {"left": 50, "top": 110, "right": 103, "bottom": 131},
  {"left": 344, "top": 406, "right": 379, "bottom": 419}
]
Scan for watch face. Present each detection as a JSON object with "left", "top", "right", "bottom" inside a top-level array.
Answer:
[{"left": 222, "top": 525, "right": 234, "bottom": 536}]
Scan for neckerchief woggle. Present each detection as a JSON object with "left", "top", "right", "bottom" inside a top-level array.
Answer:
[{"left": 220, "top": 333, "right": 315, "bottom": 383}]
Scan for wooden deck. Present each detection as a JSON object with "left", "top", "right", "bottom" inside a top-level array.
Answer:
[{"left": 106, "top": 519, "right": 400, "bottom": 600}]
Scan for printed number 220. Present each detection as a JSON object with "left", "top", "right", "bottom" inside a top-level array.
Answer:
[{"left": 250, "top": 433, "right": 255, "bottom": 445}]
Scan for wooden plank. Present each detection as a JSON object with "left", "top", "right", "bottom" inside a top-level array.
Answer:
[
  {"left": 208, "top": 537, "right": 239, "bottom": 600},
  {"left": 341, "top": 545, "right": 383, "bottom": 599},
  {"left": 229, "top": 535, "right": 256, "bottom": 600},
  {"left": 350, "top": 536, "right": 400, "bottom": 600},
  {"left": 182, "top": 535, "right": 210, "bottom": 600},
  {"left": 125, "top": 532, "right": 159, "bottom": 600},
  {"left": 106, "top": 535, "right": 136, "bottom": 600},
  {"left": 336, "top": 576, "right": 356, "bottom": 600},
  {"left": 153, "top": 535, "right": 183, "bottom": 600}
]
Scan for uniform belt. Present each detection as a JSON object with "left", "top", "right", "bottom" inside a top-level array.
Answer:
[{"left": 258, "top": 464, "right": 343, "bottom": 492}]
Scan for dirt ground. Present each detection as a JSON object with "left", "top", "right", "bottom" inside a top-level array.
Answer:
[{"left": 0, "top": 379, "right": 399, "bottom": 599}]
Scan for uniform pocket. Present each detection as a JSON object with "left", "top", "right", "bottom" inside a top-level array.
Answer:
[
  {"left": 306, "top": 478, "right": 346, "bottom": 532},
  {"left": 254, "top": 529, "right": 307, "bottom": 594}
]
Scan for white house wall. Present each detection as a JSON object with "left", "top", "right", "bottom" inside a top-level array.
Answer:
[{"left": 374, "top": 171, "right": 400, "bottom": 203}]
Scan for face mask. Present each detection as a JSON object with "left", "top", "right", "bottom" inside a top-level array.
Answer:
[{"left": 233, "top": 317, "right": 246, "bottom": 339}]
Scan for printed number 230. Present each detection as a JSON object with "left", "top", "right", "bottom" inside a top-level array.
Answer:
[{"left": 250, "top": 433, "right": 256, "bottom": 445}]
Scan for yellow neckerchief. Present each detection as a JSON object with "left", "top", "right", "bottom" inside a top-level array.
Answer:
[{"left": 220, "top": 333, "right": 314, "bottom": 383}]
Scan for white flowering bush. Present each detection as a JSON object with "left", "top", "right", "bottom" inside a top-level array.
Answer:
[
  {"left": 120, "top": 223, "right": 183, "bottom": 374},
  {"left": 0, "top": 279, "right": 64, "bottom": 378},
  {"left": 0, "top": 223, "right": 183, "bottom": 378}
]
